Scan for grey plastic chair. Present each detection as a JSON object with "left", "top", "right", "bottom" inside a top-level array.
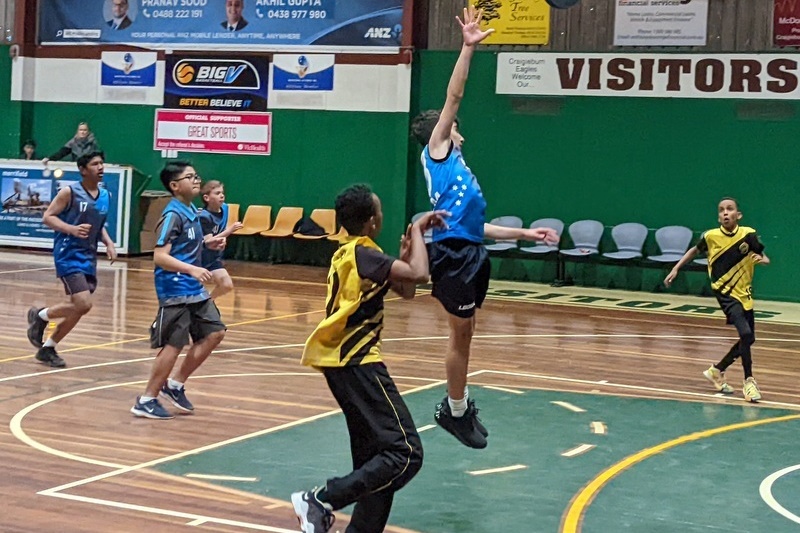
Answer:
[
  {"left": 648, "top": 225, "right": 693, "bottom": 263},
  {"left": 520, "top": 218, "right": 564, "bottom": 254},
  {"left": 559, "top": 220, "right": 604, "bottom": 257},
  {"left": 602, "top": 222, "right": 648, "bottom": 260},
  {"left": 410, "top": 211, "right": 433, "bottom": 244},
  {"left": 484, "top": 215, "right": 523, "bottom": 252}
]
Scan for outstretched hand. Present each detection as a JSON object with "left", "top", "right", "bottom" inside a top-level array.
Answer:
[
  {"left": 413, "top": 210, "right": 451, "bottom": 232},
  {"left": 457, "top": 5, "right": 495, "bottom": 47},
  {"left": 526, "top": 227, "right": 560, "bottom": 245}
]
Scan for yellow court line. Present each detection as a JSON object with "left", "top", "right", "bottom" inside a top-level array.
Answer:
[{"left": 560, "top": 413, "right": 800, "bottom": 533}]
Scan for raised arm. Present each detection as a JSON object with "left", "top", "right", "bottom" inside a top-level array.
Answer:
[{"left": 427, "top": 6, "right": 495, "bottom": 159}]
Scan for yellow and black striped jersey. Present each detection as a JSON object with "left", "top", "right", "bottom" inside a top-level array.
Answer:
[
  {"left": 697, "top": 225, "right": 764, "bottom": 310},
  {"left": 301, "top": 236, "right": 395, "bottom": 368}
]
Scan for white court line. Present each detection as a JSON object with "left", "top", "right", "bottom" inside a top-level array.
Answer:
[
  {"left": 417, "top": 424, "right": 436, "bottom": 433},
  {"left": 561, "top": 444, "right": 596, "bottom": 458},
  {"left": 185, "top": 474, "right": 259, "bottom": 482},
  {"left": 482, "top": 385, "right": 524, "bottom": 395},
  {"left": 551, "top": 401, "right": 586, "bottom": 413},
  {"left": 481, "top": 369, "right": 800, "bottom": 411},
  {"left": 467, "top": 464, "right": 527, "bottom": 476},
  {"left": 0, "top": 266, "right": 54, "bottom": 275},
  {"left": 759, "top": 464, "right": 800, "bottom": 525},
  {"left": 591, "top": 422, "right": 607, "bottom": 435}
]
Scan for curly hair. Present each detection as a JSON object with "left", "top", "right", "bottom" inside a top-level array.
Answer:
[
  {"left": 335, "top": 184, "right": 375, "bottom": 235},
  {"left": 410, "top": 110, "right": 460, "bottom": 147}
]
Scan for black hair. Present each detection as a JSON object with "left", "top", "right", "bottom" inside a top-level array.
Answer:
[
  {"left": 335, "top": 184, "right": 375, "bottom": 235},
  {"left": 77, "top": 151, "right": 105, "bottom": 169},
  {"left": 22, "top": 139, "right": 36, "bottom": 149},
  {"left": 720, "top": 196, "right": 740, "bottom": 210},
  {"left": 410, "top": 109, "right": 460, "bottom": 147},
  {"left": 160, "top": 160, "right": 192, "bottom": 194}
]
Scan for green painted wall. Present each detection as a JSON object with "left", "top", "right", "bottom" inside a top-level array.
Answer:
[
  {"left": 410, "top": 51, "right": 800, "bottom": 302},
  {"left": 0, "top": 52, "right": 24, "bottom": 158},
  {"left": 26, "top": 103, "right": 409, "bottom": 254}
]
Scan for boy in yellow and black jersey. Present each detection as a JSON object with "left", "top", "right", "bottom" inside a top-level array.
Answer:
[
  {"left": 290, "top": 184, "right": 448, "bottom": 533},
  {"left": 666, "top": 197, "right": 769, "bottom": 402}
]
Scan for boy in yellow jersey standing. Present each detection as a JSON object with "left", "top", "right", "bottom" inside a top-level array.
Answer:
[
  {"left": 665, "top": 197, "right": 769, "bottom": 402},
  {"left": 291, "top": 184, "right": 448, "bottom": 533}
]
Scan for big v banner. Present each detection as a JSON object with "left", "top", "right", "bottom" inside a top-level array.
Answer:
[{"left": 39, "top": 0, "right": 404, "bottom": 51}]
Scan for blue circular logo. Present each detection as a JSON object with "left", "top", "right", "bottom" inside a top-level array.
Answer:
[
  {"left": 298, "top": 55, "right": 309, "bottom": 67},
  {"left": 123, "top": 53, "right": 133, "bottom": 63}
]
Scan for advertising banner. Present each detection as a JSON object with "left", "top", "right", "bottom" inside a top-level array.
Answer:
[
  {"left": 0, "top": 161, "right": 128, "bottom": 252},
  {"left": 613, "top": 0, "right": 708, "bottom": 46},
  {"left": 154, "top": 109, "right": 272, "bottom": 156},
  {"left": 497, "top": 53, "right": 800, "bottom": 99},
  {"left": 478, "top": 0, "right": 550, "bottom": 45},
  {"left": 774, "top": 0, "right": 800, "bottom": 47},
  {"left": 39, "top": 0, "right": 403, "bottom": 51},
  {"left": 165, "top": 56, "right": 269, "bottom": 111},
  {"left": 272, "top": 54, "right": 334, "bottom": 91}
]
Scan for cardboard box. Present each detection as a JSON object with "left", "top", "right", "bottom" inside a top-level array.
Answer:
[
  {"left": 140, "top": 230, "right": 158, "bottom": 253},
  {"left": 140, "top": 191, "right": 172, "bottom": 232}
]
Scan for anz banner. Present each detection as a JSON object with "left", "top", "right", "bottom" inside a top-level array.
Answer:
[
  {"left": 165, "top": 56, "right": 269, "bottom": 111},
  {"left": 39, "top": 0, "right": 404, "bottom": 52}
]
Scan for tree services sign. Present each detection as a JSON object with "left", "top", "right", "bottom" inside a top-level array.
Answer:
[{"left": 496, "top": 53, "right": 800, "bottom": 99}]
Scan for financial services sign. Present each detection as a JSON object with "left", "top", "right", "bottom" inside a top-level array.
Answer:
[{"left": 38, "top": 0, "right": 403, "bottom": 51}]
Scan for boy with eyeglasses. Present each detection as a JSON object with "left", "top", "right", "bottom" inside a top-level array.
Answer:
[{"left": 131, "top": 161, "right": 227, "bottom": 419}]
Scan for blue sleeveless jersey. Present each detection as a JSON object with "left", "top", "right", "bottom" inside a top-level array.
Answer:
[
  {"left": 198, "top": 203, "right": 228, "bottom": 267},
  {"left": 153, "top": 198, "right": 210, "bottom": 306},
  {"left": 421, "top": 143, "right": 486, "bottom": 243},
  {"left": 53, "top": 183, "right": 110, "bottom": 278}
]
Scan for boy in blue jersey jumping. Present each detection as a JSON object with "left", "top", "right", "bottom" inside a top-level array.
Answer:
[
  {"left": 27, "top": 151, "right": 116, "bottom": 368},
  {"left": 199, "top": 180, "right": 243, "bottom": 300},
  {"left": 410, "top": 6, "right": 559, "bottom": 448},
  {"left": 131, "top": 161, "right": 227, "bottom": 419}
]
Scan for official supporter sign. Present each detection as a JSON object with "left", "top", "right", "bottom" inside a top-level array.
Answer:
[
  {"left": 38, "top": 0, "right": 403, "bottom": 52},
  {"left": 165, "top": 56, "right": 269, "bottom": 111},
  {"left": 614, "top": 0, "right": 708, "bottom": 46},
  {"left": 154, "top": 109, "right": 272, "bottom": 156},
  {"left": 0, "top": 160, "right": 127, "bottom": 252},
  {"left": 477, "top": 0, "right": 550, "bottom": 45},
  {"left": 774, "top": 0, "right": 800, "bottom": 47},
  {"left": 496, "top": 53, "right": 800, "bottom": 99}
]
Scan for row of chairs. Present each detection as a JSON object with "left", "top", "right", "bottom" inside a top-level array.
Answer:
[
  {"left": 480, "top": 216, "right": 707, "bottom": 266},
  {"left": 226, "top": 204, "right": 347, "bottom": 241}
]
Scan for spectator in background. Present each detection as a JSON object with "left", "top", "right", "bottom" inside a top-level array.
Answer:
[
  {"left": 221, "top": 0, "right": 248, "bottom": 31},
  {"left": 43, "top": 122, "right": 100, "bottom": 164},
  {"left": 107, "top": 0, "right": 133, "bottom": 30},
  {"left": 19, "top": 139, "right": 37, "bottom": 160}
]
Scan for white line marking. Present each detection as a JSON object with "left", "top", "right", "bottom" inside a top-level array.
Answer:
[
  {"left": 417, "top": 424, "right": 436, "bottom": 432},
  {"left": 467, "top": 464, "right": 527, "bottom": 476},
  {"left": 187, "top": 518, "right": 207, "bottom": 526},
  {"left": 591, "top": 422, "right": 607, "bottom": 435},
  {"left": 759, "top": 464, "right": 800, "bottom": 525},
  {"left": 0, "top": 266, "right": 54, "bottom": 275},
  {"left": 483, "top": 385, "right": 524, "bottom": 395},
  {"left": 485, "top": 370, "right": 800, "bottom": 411},
  {"left": 185, "top": 474, "right": 259, "bottom": 482},
  {"left": 597, "top": 380, "right": 609, "bottom": 384},
  {"left": 551, "top": 401, "right": 586, "bottom": 413},
  {"left": 40, "top": 491, "right": 297, "bottom": 532},
  {"left": 561, "top": 444, "right": 596, "bottom": 458}
]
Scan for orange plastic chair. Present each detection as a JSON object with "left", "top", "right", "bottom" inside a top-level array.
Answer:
[
  {"left": 226, "top": 203, "right": 240, "bottom": 224},
  {"left": 294, "top": 208, "right": 336, "bottom": 240},
  {"left": 260, "top": 207, "right": 303, "bottom": 238},
  {"left": 236, "top": 205, "right": 272, "bottom": 236},
  {"left": 327, "top": 226, "right": 349, "bottom": 242}
]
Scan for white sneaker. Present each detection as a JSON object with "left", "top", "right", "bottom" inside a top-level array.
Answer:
[
  {"left": 743, "top": 377, "right": 762, "bottom": 403},
  {"left": 703, "top": 366, "right": 734, "bottom": 394}
]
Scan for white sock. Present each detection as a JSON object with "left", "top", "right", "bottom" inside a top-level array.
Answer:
[
  {"left": 168, "top": 378, "right": 184, "bottom": 390},
  {"left": 140, "top": 395, "right": 155, "bottom": 403},
  {"left": 449, "top": 396, "right": 468, "bottom": 418},
  {"left": 39, "top": 308, "right": 50, "bottom": 321},
  {"left": 43, "top": 338, "right": 57, "bottom": 348}
]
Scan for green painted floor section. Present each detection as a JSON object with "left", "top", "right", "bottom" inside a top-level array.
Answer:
[{"left": 154, "top": 387, "right": 800, "bottom": 532}]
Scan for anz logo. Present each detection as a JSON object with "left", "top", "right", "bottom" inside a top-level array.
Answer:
[{"left": 364, "top": 24, "right": 401, "bottom": 40}]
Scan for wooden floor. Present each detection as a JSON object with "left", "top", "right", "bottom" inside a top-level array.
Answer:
[{"left": 1, "top": 251, "right": 799, "bottom": 533}]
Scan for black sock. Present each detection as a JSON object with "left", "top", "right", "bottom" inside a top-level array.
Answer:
[
  {"left": 715, "top": 341, "right": 740, "bottom": 372},
  {"left": 317, "top": 487, "right": 328, "bottom": 503}
]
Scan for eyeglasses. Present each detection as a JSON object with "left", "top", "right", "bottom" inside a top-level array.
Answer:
[{"left": 172, "top": 174, "right": 201, "bottom": 183}]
